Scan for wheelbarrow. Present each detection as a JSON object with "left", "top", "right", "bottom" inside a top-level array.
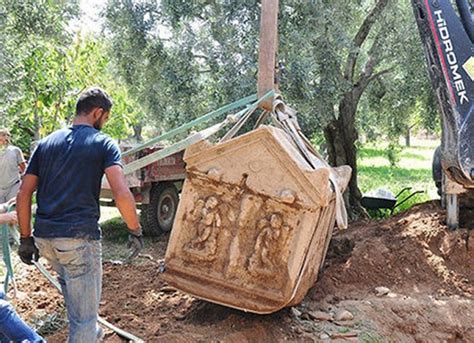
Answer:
[{"left": 361, "top": 187, "right": 424, "bottom": 215}]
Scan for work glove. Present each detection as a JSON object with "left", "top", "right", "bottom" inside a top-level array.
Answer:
[
  {"left": 127, "top": 227, "right": 144, "bottom": 260},
  {"left": 18, "top": 237, "right": 40, "bottom": 265}
]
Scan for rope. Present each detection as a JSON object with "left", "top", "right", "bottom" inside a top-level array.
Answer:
[
  {"left": 270, "top": 98, "right": 348, "bottom": 229},
  {"left": 247, "top": 97, "right": 350, "bottom": 308},
  {"left": 1, "top": 204, "right": 18, "bottom": 297}
]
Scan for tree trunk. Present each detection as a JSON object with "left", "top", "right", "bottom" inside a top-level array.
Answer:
[
  {"left": 133, "top": 123, "right": 143, "bottom": 142},
  {"left": 323, "top": 0, "right": 390, "bottom": 219},
  {"left": 405, "top": 127, "right": 411, "bottom": 147},
  {"left": 324, "top": 92, "right": 365, "bottom": 218}
]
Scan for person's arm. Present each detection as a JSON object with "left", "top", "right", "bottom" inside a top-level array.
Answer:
[
  {"left": 16, "top": 147, "right": 26, "bottom": 174},
  {"left": 104, "top": 165, "right": 140, "bottom": 232},
  {"left": 16, "top": 174, "right": 38, "bottom": 238}
]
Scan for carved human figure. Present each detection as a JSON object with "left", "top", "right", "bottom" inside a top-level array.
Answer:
[
  {"left": 186, "top": 196, "right": 221, "bottom": 259},
  {"left": 248, "top": 213, "right": 284, "bottom": 275}
]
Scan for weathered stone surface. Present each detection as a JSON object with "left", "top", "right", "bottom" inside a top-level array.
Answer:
[
  {"left": 307, "top": 310, "right": 334, "bottom": 322},
  {"left": 291, "top": 308, "right": 302, "bottom": 318},
  {"left": 319, "top": 333, "right": 330, "bottom": 340},
  {"left": 334, "top": 309, "right": 354, "bottom": 321},
  {"left": 162, "top": 126, "right": 351, "bottom": 314},
  {"left": 331, "top": 331, "right": 359, "bottom": 339},
  {"left": 375, "top": 286, "right": 391, "bottom": 297}
]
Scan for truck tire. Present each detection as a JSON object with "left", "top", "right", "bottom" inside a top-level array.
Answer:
[
  {"left": 140, "top": 204, "right": 154, "bottom": 235},
  {"left": 147, "top": 182, "right": 179, "bottom": 234}
]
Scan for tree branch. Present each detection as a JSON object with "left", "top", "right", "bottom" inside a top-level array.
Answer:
[
  {"left": 354, "top": 67, "right": 394, "bottom": 100},
  {"left": 193, "top": 54, "right": 209, "bottom": 60},
  {"left": 343, "top": 0, "right": 390, "bottom": 82},
  {"left": 367, "top": 67, "right": 393, "bottom": 83}
]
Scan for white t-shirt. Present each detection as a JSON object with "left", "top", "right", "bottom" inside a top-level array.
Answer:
[{"left": 0, "top": 145, "right": 25, "bottom": 189}]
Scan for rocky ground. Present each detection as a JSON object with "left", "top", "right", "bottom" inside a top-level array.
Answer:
[{"left": 8, "top": 201, "right": 474, "bottom": 342}]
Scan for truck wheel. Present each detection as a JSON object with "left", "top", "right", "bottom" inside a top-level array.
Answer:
[
  {"left": 140, "top": 204, "right": 154, "bottom": 235},
  {"left": 147, "top": 182, "right": 179, "bottom": 233}
]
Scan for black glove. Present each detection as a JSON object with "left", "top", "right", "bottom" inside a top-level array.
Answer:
[
  {"left": 127, "top": 227, "right": 144, "bottom": 260},
  {"left": 18, "top": 237, "right": 40, "bottom": 265}
]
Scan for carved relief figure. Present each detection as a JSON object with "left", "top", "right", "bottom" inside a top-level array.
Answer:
[
  {"left": 248, "top": 213, "right": 288, "bottom": 275},
  {"left": 185, "top": 196, "right": 222, "bottom": 260}
]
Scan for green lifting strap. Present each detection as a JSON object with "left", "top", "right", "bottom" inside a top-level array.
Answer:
[
  {"left": 122, "top": 94, "right": 258, "bottom": 158},
  {"left": 122, "top": 90, "right": 275, "bottom": 175}
]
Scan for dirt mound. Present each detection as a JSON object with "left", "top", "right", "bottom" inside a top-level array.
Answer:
[
  {"left": 8, "top": 201, "right": 474, "bottom": 342},
  {"left": 312, "top": 201, "right": 473, "bottom": 301}
]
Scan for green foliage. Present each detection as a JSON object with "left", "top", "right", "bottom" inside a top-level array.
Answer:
[
  {"left": 0, "top": 0, "right": 143, "bottom": 153},
  {"left": 357, "top": 1, "right": 440, "bottom": 142},
  {"left": 105, "top": 1, "right": 422, "bottom": 137},
  {"left": 0, "top": 0, "right": 443, "bottom": 215},
  {"left": 386, "top": 142, "right": 402, "bottom": 167}
]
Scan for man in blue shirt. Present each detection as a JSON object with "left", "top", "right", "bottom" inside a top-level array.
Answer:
[{"left": 16, "top": 87, "right": 144, "bottom": 343}]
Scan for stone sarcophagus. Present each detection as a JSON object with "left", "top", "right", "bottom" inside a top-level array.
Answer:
[{"left": 161, "top": 125, "right": 349, "bottom": 314}]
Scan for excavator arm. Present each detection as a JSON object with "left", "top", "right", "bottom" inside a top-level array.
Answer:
[
  {"left": 411, "top": 0, "right": 474, "bottom": 187},
  {"left": 411, "top": 0, "right": 474, "bottom": 228}
]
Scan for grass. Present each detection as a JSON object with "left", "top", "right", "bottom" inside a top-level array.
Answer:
[
  {"left": 358, "top": 138, "right": 439, "bottom": 216},
  {"left": 99, "top": 216, "right": 134, "bottom": 261}
]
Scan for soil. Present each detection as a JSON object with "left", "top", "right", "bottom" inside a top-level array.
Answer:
[{"left": 8, "top": 201, "right": 474, "bottom": 342}]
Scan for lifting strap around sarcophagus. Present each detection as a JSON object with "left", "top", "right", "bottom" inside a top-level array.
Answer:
[
  {"left": 219, "top": 96, "right": 349, "bottom": 229},
  {"left": 269, "top": 99, "right": 349, "bottom": 229}
]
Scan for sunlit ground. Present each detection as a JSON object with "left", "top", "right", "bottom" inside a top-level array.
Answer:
[
  {"left": 358, "top": 138, "right": 439, "bottom": 203},
  {"left": 99, "top": 206, "right": 121, "bottom": 223}
]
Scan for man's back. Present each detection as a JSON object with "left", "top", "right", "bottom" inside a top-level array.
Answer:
[{"left": 26, "top": 125, "right": 121, "bottom": 239}]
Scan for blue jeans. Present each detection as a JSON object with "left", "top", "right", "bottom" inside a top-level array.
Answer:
[
  {"left": 0, "top": 291, "right": 45, "bottom": 342},
  {"left": 35, "top": 237, "right": 102, "bottom": 343}
]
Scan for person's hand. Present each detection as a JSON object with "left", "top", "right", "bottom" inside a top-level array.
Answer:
[
  {"left": 127, "top": 227, "right": 144, "bottom": 260},
  {"left": 18, "top": 237, "right": 40, "bottom": 265},
  {"left": 0, "top": 212, "right": 17, "bottom": 225}
]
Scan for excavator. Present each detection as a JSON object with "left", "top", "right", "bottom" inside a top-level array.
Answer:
[
  {"left": 411, "top": 0, "right": 474, "bottom": 228},
  {"left": 251, "top": 0, "right": 474, "bottom": 229}
]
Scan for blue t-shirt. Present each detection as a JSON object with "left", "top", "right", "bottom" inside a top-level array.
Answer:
[{"left": 26, "top": 125, "right": 122, "bottom": 240}]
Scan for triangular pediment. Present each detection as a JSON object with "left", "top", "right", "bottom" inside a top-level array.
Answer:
[{"left": 184, "top": 126, "right": 331, "bottom": 207}]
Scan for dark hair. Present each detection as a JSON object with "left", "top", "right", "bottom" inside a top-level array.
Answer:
[{"left": 75, "top": 87, "right": 113, "bottom": 116}]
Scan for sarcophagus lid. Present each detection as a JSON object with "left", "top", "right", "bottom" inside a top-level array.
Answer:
[{"left": 162, "top": 125, "right": 349, "bottom": 313}]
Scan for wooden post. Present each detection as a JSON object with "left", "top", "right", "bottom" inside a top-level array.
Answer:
[{"left": 257, "top": 0, "right": 279, "bottom": 111}]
